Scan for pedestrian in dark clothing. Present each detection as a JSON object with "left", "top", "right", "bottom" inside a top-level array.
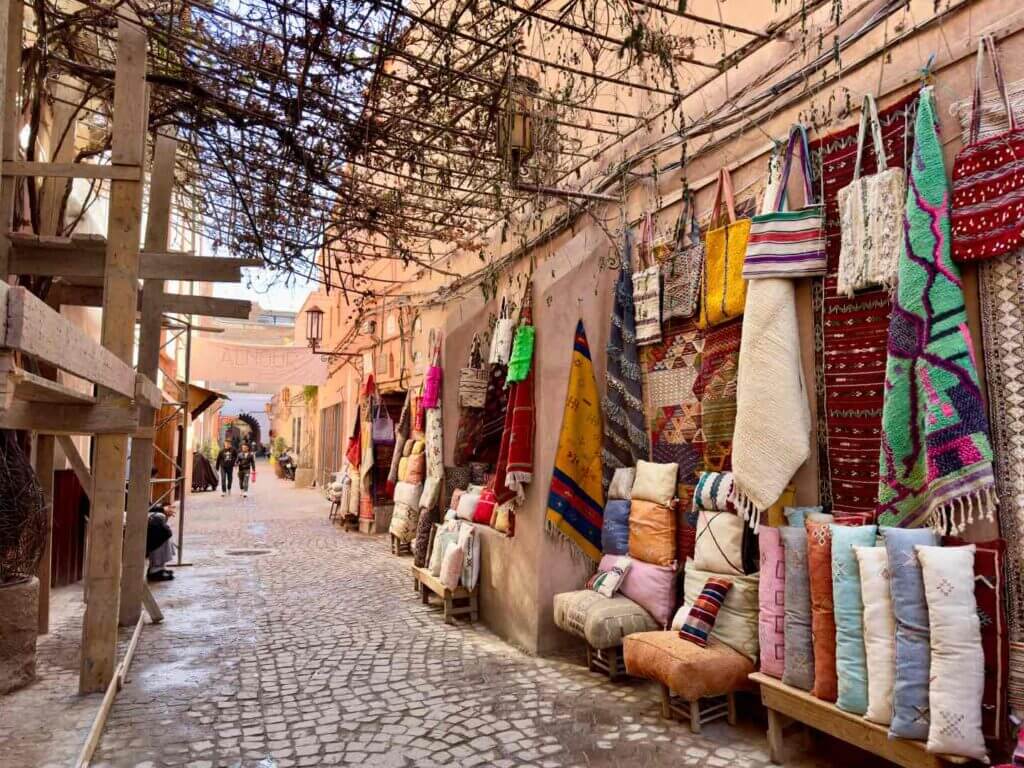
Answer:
[
  {"left": 215, "top": 441, "right": 238, "bottom": 495},
  {"left": 236, "top": 442, "right": 255, "bottom": 498}
]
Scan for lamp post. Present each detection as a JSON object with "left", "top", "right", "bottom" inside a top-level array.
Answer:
[{"left": 305, "top": 306, "right": 360, "bottom": 360}]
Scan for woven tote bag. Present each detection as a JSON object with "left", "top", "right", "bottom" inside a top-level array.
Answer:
[
  {"left": 371, "top": 400, "right": 395, "bottom": 445},
  {"left": 632, "top": 212, "right": 662, "bottom": 346},
  {"left": 662, "top": 191, "right": 703, "bottom": 320},
  {"left": 836, "top": 94, "right": 906, "bottom": 296},
  {"left": 458, "top": 334, "right": 488, "bottom": 408},
  {"left": 743, "top": 125, "right": 826, "bottom": 279},
  {"left": 489, "top": 297, "right": 515, "bottom": 365},
  {"left": 952, "top": 35, "right": 1024, "bottom": 262},
  {"left": 698, "top": 168, "right": 750, "bottom": 328}
]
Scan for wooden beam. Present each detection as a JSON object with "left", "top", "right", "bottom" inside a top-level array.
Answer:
[
  {"left": 10, "top": 246, "right": 258, "bottom": 282},
  {"left": 57, "top": 434, "right": 94, "bottom": 503},
  {"left": 0, "top": 0, "right": 24, "bottom": 278},
  {"left": 38, "top": 78, "right": 82, "bottom": 236},
  {"left": 49, "top": 283, "right": 253, "bottom": 319},
  {"left": 2, "top": 160, "right": 142, "bottom": 181},
  {"left": 35, "top": 435, "right": 55, "bottom": 634},
  {"left": 80, "top": 16, "right": 148, "bottom": 695},
  {"left": 134, "top": 372, "right": 162, "bottom": 409},
  {"left": 0, "top": 400, "right": 140, "bottom": 433},
  {"left": 5, "top": 284, "right": 137, "bottom": 398}
]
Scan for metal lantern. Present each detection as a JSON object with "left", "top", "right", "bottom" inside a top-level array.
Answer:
[
  {"left": 305, "top": 306, "right": 324, "bottom": 349},
  {"left": 497, "top": 75, "right": 538, "bottom": 171}
]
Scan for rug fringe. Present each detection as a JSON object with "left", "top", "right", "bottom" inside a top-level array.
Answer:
[
  {"left": 928, "top": 486, "right": 999, "bottom": 535},
  {"left": 729, "top": 485, "right": 763, "bottom": 531},
  {"left": 545, "top": 518, "right": 596, "bottom": 564}
]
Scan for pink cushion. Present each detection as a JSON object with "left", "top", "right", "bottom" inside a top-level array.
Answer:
[
  {"left": 473, "top": 489, "right": 497, "bottom": 526},
  {"left": 758, "top": 526, "right": 786, "bottom": 678},
  {"left": 619, "top": 559, "right": 677, "bottom": 628}
]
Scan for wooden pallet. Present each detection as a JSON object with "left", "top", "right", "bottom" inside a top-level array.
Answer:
[
  {"left": 750, "top": 673, "right": 970, "bottom": 767},
  {"left": 411, "top": 565, "right": 478, "bottom": 625}
]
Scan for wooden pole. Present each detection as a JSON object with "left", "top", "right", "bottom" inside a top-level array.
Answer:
[
  {"left": 79, "top": 17, "right": 148, "bottom": 694},
  {"left": 120, "top": 132, "right": 175, "bottom": 626},
  {"left": 35, "top": 434, "right": 55, "bottom": 633},
  {"left": 0, "top": 0, "right": 23, "bottom": 277}
]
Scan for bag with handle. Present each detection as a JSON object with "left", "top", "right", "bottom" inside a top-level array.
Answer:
[
  {"left": 371, "top": 399, "right": 395, "bottom": 445},
  {"left": 836, "top": 94, "right": 906, "bottom": 295},
  {"left": 459, "top": 334, "right": 488, "bottom": 408},
  {"left": 662, "top": 190, "right": 703, "bottom": 320},
  {"left": 743, "top": 124, "right": 826, "bottom": 279},
  {"left": 489, "top": 297, "right": 515, "bottom": 365},
  {"left": 698, "top": 168, "right": 751, "bottom": 328},
  {"left": 952, "top": 34, "right": 1024, "bottom": 262},
  {"left": 632, "top": 212, "right": 662, "bottom": 346},
  {"left": 421, "top": 330, "right": 442, "bottom": 409}
]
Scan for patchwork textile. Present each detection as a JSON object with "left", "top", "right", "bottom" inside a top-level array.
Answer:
[
  {"left": 876, "top": 87, "right": 996, "bottom": 533},
  {"left": 693, "top": 317, "right": 742, "bottom": 472},
  {"left": 546, "top": 321, "right": 606, "bottom": 562},
  {"left": 811, "top": 92, "right": 918, "bottom": 519},
  {"left": 640, "top": 316, "right": 704, "bottom": 485},
  {"left": 679, "top": 577, "right": 732, "bottom": 648},
  {"left": 602, "top": 230, "right": 649, "bottom": 492}
]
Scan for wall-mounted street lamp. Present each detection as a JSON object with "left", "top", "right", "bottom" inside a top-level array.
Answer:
[{"left": 305, "top": 306, "right": 361, "bottom": 361}]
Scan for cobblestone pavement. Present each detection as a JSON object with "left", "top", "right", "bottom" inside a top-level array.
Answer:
[{"left": 1, "top": 463, "right": 885, "bottom": 768}]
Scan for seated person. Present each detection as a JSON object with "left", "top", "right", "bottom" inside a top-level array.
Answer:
[{"left": 147, "top": 499, "right": 176, "bottom": 582}]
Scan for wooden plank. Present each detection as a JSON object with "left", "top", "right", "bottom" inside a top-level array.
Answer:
[
  {"left": 0, "top": 0, "right": 23, "bottom": 277},
  {"left": 49, "top": 283, "right": 253, "bottom": 319},
  {"left": 13, "top": 368, "right": 97, "bottom": 405},
  {"left": 80, "top": 16, "right": 148, "bottom": 695},
  {"left": 35, "top": 434, "right": 55, "bottom": 634},
  {"left": 38, "top": 78, "right": 82, "bottom": 236},
  {"left": 749, "top": 673, "right": 968, "bottom": 768},
  {"left": 141, "top": 584, "right": 163, "bottom": 624},
  {"left": 134, "top": 372, "right": 161, "bottom": 409},
  {"left": 5, "top": 285, "right": 137, "bottom": 397},
  {"left": 0, "top": 400, "right": 139, "bottom": 434},
  {"left": 57, "top": 434, "right": 93, "bottom": 503},
  {"left": 2, "top": 160, "right": 141, "bottom": 181},
  {"left": 10, "top": 247, "right": 256, "bottom": 282}
]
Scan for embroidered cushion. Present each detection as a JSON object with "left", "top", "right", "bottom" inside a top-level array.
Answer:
[
  {"left": 632, "top": 460, "right": 678, "bottom": 507},
  {"left": 472, "top": 488, "right": 497, "bottom": 526},
  {"left": 493, "top": 499, "right": 514, "bottom": 535},
  {"left": 601, "top": 500, "right": 631, "bottom": 556},
  {"left": 623, "top": 631, "right": 756, "bottom": 701},
  {"left": 628, "top": 499, "right": 677, "bottom": 566},
  {"left": 694, "top": 471, "right": 734, "bottom": 511},
  {"left": 393, "top": 481, "right": 423, "bottom": 509},
  {"left": 916, "top": 545, "right": 986, "bottom": 760},
  {"left": 883, "top": 527, "right": 938, "bottom": 741},
  {"left": 854, "top": 544, "right": 896, "bottom": 725},
  {"left": 388, "top": 502, "right": 420, "bottom": 543},
  {"left": 608, "top": 467, "right": 636, "bottom": 501},
  {"left": 429, "top": 524, "right": 459, "bottom": 577},
  {"left": 419, "top": 475, "right": 441, "bottom": 511},
  {"left": 805, "top": 513, "right": 837, "bottom": 701},
  {"left": 449, "top": 488, "right": 465, "bottom": 513},
  {"left": 679, "top": 577, "right": 732, "bottom": 648},
  {"left": 455, "top": 492, "right": 481, "bottom": 521},
  {"left": 412, "top": 511, "right": 435, "bottom": 568},
  {"left": 553, "top": 590, "right": 658, "bottom": 650},
  {"left": 758, "top": 526, "right": 786, "bottom": 679},
  {"left": 694, "top": 510, "right": 745, "bottom": 576},
  {"left": 619, "top": 559, "right": 678, "bottom": 628},
  {"left": 831, "top": 524, "right": 878, "bottom": 714},
  {"left": 780, "top": 525, "right": 814, "bottom": 691},
  {"left": 406, "top": 452, "right": 426, "bottom": 485},
  {"left": 586, "top": 555, "right": 632, "bottom": 598},
  {"left": 458, "top": 523, "right": 481, "bottom": 591},
  {"left": 684, "top": 559, "right": 760, "bottom": 662},
  {"left": 440, "top": 544, "right": 464, "bottom": 590}
]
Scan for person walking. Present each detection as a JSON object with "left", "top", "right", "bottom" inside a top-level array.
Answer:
[
  {"left": 215, "top": 440, "right": 237, "bottom": 495},
  {"left": 236, "top": 442, "right": 256, "bottom": 499}
]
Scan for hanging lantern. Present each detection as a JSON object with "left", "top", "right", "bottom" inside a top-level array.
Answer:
[
  {"left": 305, "top": 306, "right": 324, "bottom": 349},
  {"left": 496, "top": 75, "right": 538, "bottom": 172}
]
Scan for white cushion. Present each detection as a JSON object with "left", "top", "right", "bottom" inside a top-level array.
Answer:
[
  {"left": 590, "top": 555, "right": 632, "bottom": 598},
  {"left": 684, "top": 559, "right": 759, "bottom": 662},
  {"left": 455, "top": 492, "right": 481, "bottom": 521},
  {"left": 915, "top": 545, "right": 986, "bottom": 760},
  {"left": 458, "top": 523, "right": 481, "bottom": 591},
  {"left": 854, "top": 545, "right": 895, "bottom": 725},
  {"left": 694, "top": 510, "right": 745, "bottom": 575},
  {"left": 607, "top": 467, "right": 636, "bottom": 501},
  {"left": 631, "top": 460, "right": 678, "bottom": 506},
  {"left": 440, "top": 544, "right": 464, "bottom": 590},
  {"left": 393, "top": 481, "right": 423, "bottom": 509},
  {"left": 670, "top": 603, "right": 693, "bottom": 631}
]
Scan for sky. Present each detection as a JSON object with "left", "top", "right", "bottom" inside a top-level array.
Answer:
[{"left": 214, "top": 267, "right": 314, "bottom": 313}]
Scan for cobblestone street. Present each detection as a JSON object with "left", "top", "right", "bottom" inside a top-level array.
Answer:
[{"left": 1, "top": 465, "right": 873, "bottom": 768}]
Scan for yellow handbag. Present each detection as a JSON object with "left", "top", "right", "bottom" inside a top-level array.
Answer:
[{"left": 698, "top": 168, "right": 750, "bottom": 328}]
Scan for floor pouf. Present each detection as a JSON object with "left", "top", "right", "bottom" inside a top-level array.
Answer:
[{"left": 553, "top": 590, "right": 659, "bottom": 650}]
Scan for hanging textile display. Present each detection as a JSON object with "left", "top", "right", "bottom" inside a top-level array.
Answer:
[
  {"left": 421, "top": 331, "right": 443, "bottom": 409},
  {"left": 952, "top": 35, "right": 1024, "bottom": 263},
  {"left": 732, "top": 278, "right": 811, "bottom": 528},
  {"left": 640, "top": 316, "right": 703, "bottom": 492},
  {"left": 662, "top": 190, "right": 703, "bottom": 321},
  {"left": 811, "top": 91, "right": 918, "bottom": 521},
  {"left": 387, "top": 390, "right": 412, "bottom": 496},
  {"left": 475, "top": 363, "right": 509, "bottom": 465},
  {"left": 633, "top": 213, "right": 662, "bottom": 346},
  {"left": 506, "top": 325, "right": 535, "bottom": 383},
  {"left": 876, "top": 87, "right": 996, "bottom": 533},
  {"left": 489, "top": 298, "right": 515, "bottom": 365},
  {"left": 698, "top": 168, "right": 749, "bottom": 329},
  {"left": 692, "top": 317, "right": 742, "bottom": 473},
  {"left": 602, "top": 230, "right": 649, "bottom": 492},
  {"left": 954, "top": 71, "right": 1024, "bottom": 711},
  {"left": 836, "top": 94, "right": 906, "bottom": 296},
  {"left": 459, "top": 335, "right": 488, "bottom": 408},
  {"left": 546, "top": 320, "right": 605, "bottom": 562},
  {"left": 419, "top": 407, "right": 444, "bottom": 511},
  {"left": 742, "top": 125, "right": 826, "bottom": 279}
]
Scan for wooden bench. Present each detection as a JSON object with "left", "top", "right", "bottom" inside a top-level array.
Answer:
[
  {"left": 660, "top": 685, "right": 737, "bottom": 734},
  {"left": 390, "top": 534, "right": 411, "bottom": 556},
  {"left": 750, "top": 673, "right": 970, "bottom": 768},
  {"left": 411, "top": 565, "right": 479, "bottom": 625},
  {"left": 585, "top": 644, "right": 624, "bottom": 681}
]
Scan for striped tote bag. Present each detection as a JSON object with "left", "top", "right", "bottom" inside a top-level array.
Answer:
[
  {"left": 952, "top": 35, "right": 1024, "bottom": 263},
  {"left": 743, "top": 125, "right": 826, "bottom": 279}
]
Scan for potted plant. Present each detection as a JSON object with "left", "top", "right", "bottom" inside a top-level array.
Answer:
[{"left": 0, "top": 431, "right": 49, "bottom": 694}]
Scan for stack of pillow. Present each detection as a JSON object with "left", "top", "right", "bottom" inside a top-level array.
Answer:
[
  {"left": 767, "top": 511, "right": 991, "bottom": 761},
  {"left": 389, "top": 479, "right": 423, "bottom": 544},
  {"left": 426, "top": 517, "right": 481, "bottom": 593}
]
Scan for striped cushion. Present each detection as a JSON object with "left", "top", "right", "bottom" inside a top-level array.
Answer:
[
  {"left": 742, "top": 207, "right": 826, "bottom": 278},
  {"left": 679, "top": 577, "right": 732, "bottom": 647}
]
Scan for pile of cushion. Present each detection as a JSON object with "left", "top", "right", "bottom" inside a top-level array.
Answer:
[
  {"left": 765, "top": 513, "right": 995, "bottom": 761},
  {"left": 426, "top": 518, "right": 481, "bottom": 592}
]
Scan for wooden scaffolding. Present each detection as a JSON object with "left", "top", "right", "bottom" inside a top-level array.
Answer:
[{"left": 0, "top": 0, "right": 256, "bottom": 702}]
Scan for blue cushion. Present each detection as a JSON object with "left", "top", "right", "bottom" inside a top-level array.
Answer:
[
  {"left": 830, "top": 524, "right": 877, "bottom": 714},
  {"left": 601, "top": 500, "right": 631, "bottom": 555},
  {"left": 780, "top": 526, "right": 814, "bottom": 691},
  {"left": 784, "top": 506, "right": 820, "bottom": 528},
  {"left": 883, "top": 527, "right": 939, "bottom": 740}
]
